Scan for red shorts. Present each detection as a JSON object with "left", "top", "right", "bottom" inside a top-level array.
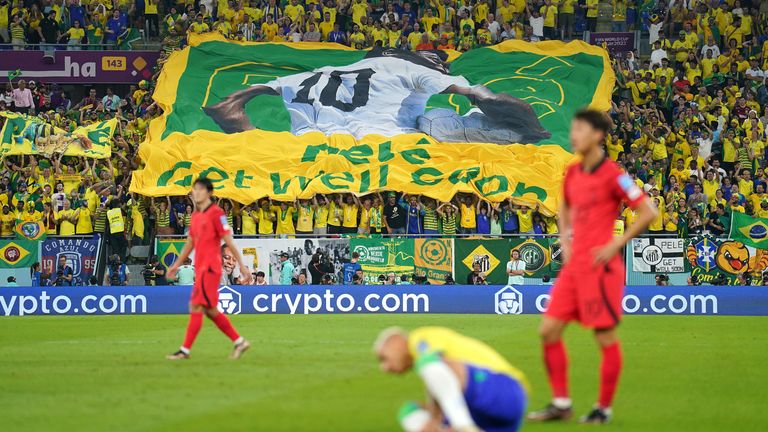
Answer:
[
  {"left": 545, "top": 259, "right": 624, "bottom": 329},
  {"left": 190, "top": 268, "right": 221, "bottom": 308}
]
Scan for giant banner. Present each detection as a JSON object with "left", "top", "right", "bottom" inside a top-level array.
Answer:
[
  {"left": 130, "top": 33, "right": 614, "bottom": 214},
  {"left": 40, "top": 236, "right": 102, "bottom": 286},
  {"left": 0, "top": 51, "right": 159, "bottom": 83},
  {"left": 2, "top": 284, "right": 765, "bottom": 316},
  {"left": 632, "top": 238, "right": 685, "bottom": 273},
  {"left": 0, "top": 112, "right": 117, "bottom": 159}
]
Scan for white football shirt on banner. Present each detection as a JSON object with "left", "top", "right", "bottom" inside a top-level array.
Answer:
[{"left": 264, "top": 56, "right": 470, "bottom": 138}]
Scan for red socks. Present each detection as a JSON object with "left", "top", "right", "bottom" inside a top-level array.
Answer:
[
  {"left": 182, "top": 312, "right": 204, "bottom": 351},
  {"left": 211, "top": 312, "right": 240, "bottom": 342},
  {"left": 543, "top": 340, "right": 570, "bottom": 399},
  {"left": 599, "top": 342, "right": 622, "bottom": 409}
]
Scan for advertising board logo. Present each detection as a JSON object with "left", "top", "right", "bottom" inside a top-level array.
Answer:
[
  {"left": 217, "top": 286, "right": 241, "bottom": 315},
  {"left": 495, "top": 285, "right": 523, "bottom": 315}
]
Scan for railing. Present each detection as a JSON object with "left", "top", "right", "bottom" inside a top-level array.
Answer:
[{"left": 0, "top": 41, "right": 162, "bottom": 51}]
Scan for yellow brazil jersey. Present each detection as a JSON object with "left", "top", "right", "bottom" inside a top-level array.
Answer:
[
  {"left": 517, "top": 209, "right": 533, "bottom": 232},
  {"left": 349, "top": 31, "right": 367, "bottom": 47},
  {"left": 315, "top": 205, "right": 329, "bottom": 228},
  {"left": 648, "top": 206, "right": 664, "bottom": 231},
  {"left": 559, "top": 0, "right": 575, "bottom": 14},
  {"left": 586, "top": 0, "right": 598, "bottom": 18},
  {"left": 273, "top": 206, "right": 296, "bottom": 234},
  {"left": 296, "top": 205, "right": 314, "bottom": 232},
  {"left": 261, "top": 22, "right": 278, "bottom": 40},
  {"left": 189, "top": 22, "right": 209, "bottom": 33},
  {"left": 497, "top": 5, "right": 514, "bottom": 23},
  {"left": 407, "top": 31, "right": 423, "bottom": 50},
  {"left": 57, "top": 209, "right": 77, "bottom": 235},
  {"left": 284, "top": 4, "right": 305, "bottom": 23},
  {"left": 257, "top": 207, "right": 275, "bottom": 235},
  {"left": 359, "top": 206, "right": 371, "bottom": 229},
  {"left": 738, "top": 179, "right": 754, "bottom": 196},
  {"left": 0, "top": 213, "right": 14, "bottom": 236},
  {"left": 370, "top": 27, "right": 388, "bottom": 45},
  {"left": 421, "top": 15, "right": 440, "bottom": 34},
  {"left": 459, "top": 203, "right": 476, "bottom": 228},
  {"left": 241, "top": 209, "right": 257, "bottom": 235},
  {"left": 319, "top": 21, "right": 334, "bottom": 40},
  {"left": 702, "top": 178, "right": 719, "bottom": 199},
  {"left": 327, "top": 202, "right": 342, "bottom": 226},
  {"left": 351, "top": 2, "right": 368, "bottom": 26},
  {"left": 621, "top": 207, "right": 637, "bottom": 228},
  {"left": 75, "top": 207, "right": 93, "bottom": 234},
  {"left": 541, "top": 5, "right": 557, "bottom": 27},
  {"left": 342, "top": 203, "right": 359, "bottom": 228},
  {"left": 408, "top": 327, "right": 529, "bottom": 393},
  {"left": 473, "top": 2, "right": 489, "bottom": 22}
]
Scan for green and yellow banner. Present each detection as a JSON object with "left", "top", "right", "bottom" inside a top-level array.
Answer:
[
  {"left": 685, "top": 235, "right": 768, "bottom": 285},
  {"left": 131, "top": 33, "right": 614, "bottom": 214},
  {"left": 414, "top": 238, "right": 453, "bottom": 284},
  {"left": 0, "top": 237, "right": 38, "bottom": 268},
  {"left": 0, "top": 111, "right": 117, "bottom": 159},
  {"left": 351, "top": 237, "right": 415, "bottom": 284},
  {"left": 155, "top": 237, "right": 187, "bottom": 268}
]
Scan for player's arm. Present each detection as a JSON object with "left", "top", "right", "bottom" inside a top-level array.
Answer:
[{"left": 222, "top": 233, "right": 253, "bottom": 285}]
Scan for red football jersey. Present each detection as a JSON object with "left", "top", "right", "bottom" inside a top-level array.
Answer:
[
  {"left": 563, "top": 158, "right": 646, "bottom": 265},
  {"left": 189, "top": 204, "right": 232, "bottom": 273}
]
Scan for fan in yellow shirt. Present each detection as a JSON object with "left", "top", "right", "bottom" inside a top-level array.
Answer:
[{"left": 272, "top": 202, "right": 296, "bottom": 235}]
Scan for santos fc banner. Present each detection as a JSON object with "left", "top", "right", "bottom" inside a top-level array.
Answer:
[{"left": 131, "top": 33, "right": 614, "bottom": 214}]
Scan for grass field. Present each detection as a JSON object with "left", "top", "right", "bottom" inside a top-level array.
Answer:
[{"left": 0, "top": 314, "right": 765, "bottom": 432}]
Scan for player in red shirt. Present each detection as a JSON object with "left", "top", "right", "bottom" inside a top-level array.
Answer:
[
  {"left": 527, "top": 110, "right": 657, "bottom": 424},
  {"left": 165, "top": 177, "right": 253, "bottom": 360}
]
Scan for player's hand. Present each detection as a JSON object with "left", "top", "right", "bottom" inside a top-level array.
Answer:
[
  {"left": 239, "top": 264, "right": 253, "bottom": 285},
  {"left": 166, "top": 264, "right": 179, "bottom": 280},
  {"left": 592, "top": 239, "right": 623, "bottom": 266}
]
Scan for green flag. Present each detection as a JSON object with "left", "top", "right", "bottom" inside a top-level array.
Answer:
[
  {"left": 510, "top": 237, "right": 554, "bottom": 278},
  {"left": 729, "top": 212, "right": 768, "bottom": 249},
  {"left": 455, "top": 239, "right": 511, "bottom": 284},
  {"left": 7, "top": 69, "right": 21, "bottom": 81}
]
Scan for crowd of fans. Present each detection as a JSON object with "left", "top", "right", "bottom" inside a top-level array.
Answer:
[{"left": 0, "top": 0, "right": 767, "bottom": 262}]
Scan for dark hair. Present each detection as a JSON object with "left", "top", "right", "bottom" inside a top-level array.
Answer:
[
  {"left": 573, "top": 109, "right": 612, "bottom": 134},
  {"left": 194, "top": 177, "right": 214, "bottom": 192},
  {"left": 256, "top": 271, "right": 265, "bottom": 277}
]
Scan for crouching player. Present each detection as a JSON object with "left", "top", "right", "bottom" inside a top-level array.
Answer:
[{"left": 375, "top": 327, "right": 529, "bottom": 432}]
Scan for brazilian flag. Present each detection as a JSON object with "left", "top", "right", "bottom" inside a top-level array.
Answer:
[
  {"left": 155, "top": 238, "right": 186, "bottom": 268},
  {"left": 730, "top": 212, "right": 768, "bottom": 249},
  {"left": 0, "top": 238, "right": 38, "bottom": 268}
]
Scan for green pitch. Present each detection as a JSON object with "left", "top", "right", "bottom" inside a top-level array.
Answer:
[{"left": 1, "top": 315, "right": 764, "bottom": 432}]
